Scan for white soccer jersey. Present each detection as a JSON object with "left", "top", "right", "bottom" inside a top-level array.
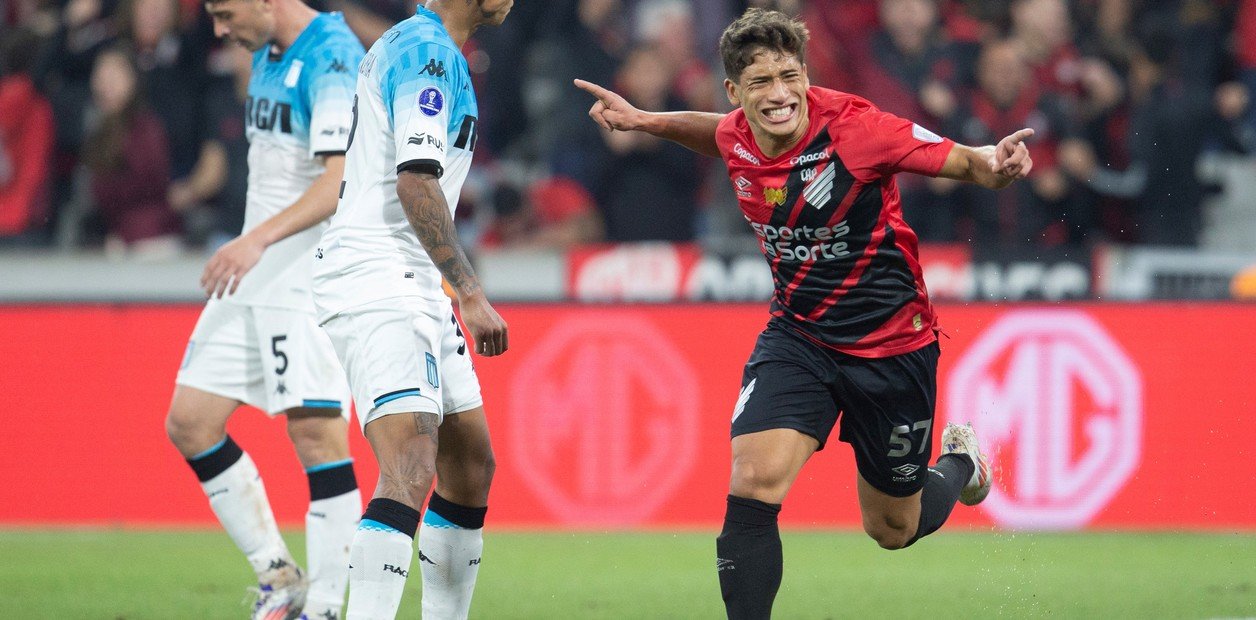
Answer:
[
  {"left": 312, "top": 5, "right": 479, "bottom": 321},
  {"left": 229, "top": 13, "right": 362, "bottom": 309}
]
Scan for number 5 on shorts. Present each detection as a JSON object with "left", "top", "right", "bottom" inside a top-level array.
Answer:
[
  {"left": 887, "top": 419, "right": 932, "bottom": 457},
  {"left": 271, "top": 334, "right": 289, "bottom": 376}
]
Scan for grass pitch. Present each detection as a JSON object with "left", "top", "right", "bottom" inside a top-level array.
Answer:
[{"left": 1, "top": 529, "right": 1252, "bottom": 618}]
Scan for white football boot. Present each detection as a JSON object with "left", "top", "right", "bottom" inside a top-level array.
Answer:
[{"left": 940, "top": 422, "right": 992, "bottom": 506}]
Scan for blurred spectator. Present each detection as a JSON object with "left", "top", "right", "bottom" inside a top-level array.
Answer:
[
  {"left": 594, "top": 44, "right": 699, "bottom": 242},
  {"left": 953, "top": 38, "right": 1084, "bottom": 247},
  {"left": 480, "top": 176, "right": 605, "bottom": 250},
  {"left": 1058, "top": 20, "right": 1211, "bottom": 246},
  {"left": 800, "top": 0, "right": 876, "bottom": 92},
  {"left": 543, "top": 0, "right": 630, "bottom": 190},
  {"left": 636, "top": 0, "right": 714, "bottom": 112},
  {"left": 83, "top": 47, "right": 180, "bottom": 255},
  {"left": 847, "top": 0, "right": 972, "bottom": 242},
  {"left": 123, "top": 0, "right": 211, "bottom": 181},
  {"left": 188, "top": 43, "right": 252, "bottom": 248},
  {"left": 0, "top": 27, "right": 55, "bottom": 244},
  {"left": 852, "top": 0, "right": 962, "bottom": 127},
  {"left": 1010, "top": 0, "right": 1083, "bottom": 96}
]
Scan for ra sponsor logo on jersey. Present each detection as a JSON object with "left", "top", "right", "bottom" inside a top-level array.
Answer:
[
  {"left": 749, "top": 220, "right": 852, "bottom": 262},
  {"left": 763, "top": 186, "right": 787, "bottom": 206},
  {"left": 734, "top": 176, "right": 753, "bottom": 198},
  {"left": 407, "top": 132, "right": 445, "bottom": 152},
  {"left": 418, "top": 87, "right": 444, "bottom": 117},
  {"left": 734, "top": 143, "right": 761, "bottom": 165}
]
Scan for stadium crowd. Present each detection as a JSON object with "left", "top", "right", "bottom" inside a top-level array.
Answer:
[{"left": 3, "top": 0, "right": 1255, "bottom": 256}]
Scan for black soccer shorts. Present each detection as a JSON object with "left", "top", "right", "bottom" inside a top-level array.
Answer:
[{"left": 730, "top": 323, "right": 941, "bottom": 497}]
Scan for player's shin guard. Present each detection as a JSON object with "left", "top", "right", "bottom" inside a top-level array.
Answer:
[
  {"left": 716, "top": 495, "right": 783, "bottom": 620},
  {"left": 418, "top": 492, "right": 487, "bottom": 620},
  {"left": 347, "top": 498, "right": 419, "bottom": 620},
  {"left": 305, "top": 459, "right": 360, "bottom": 617},
  {"left": 187, "top": 435, "right": 296, "bottom": 582},
  {"left": 904, "top": 453, "right": 975, "bottom": 547}
]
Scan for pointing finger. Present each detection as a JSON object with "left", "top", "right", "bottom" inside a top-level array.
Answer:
[{"left": 574, "top": 79, "right": 612, "bottom": 101}]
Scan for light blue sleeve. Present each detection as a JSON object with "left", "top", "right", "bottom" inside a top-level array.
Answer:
[
  {"left": 386, "top": 42, "right": 464, "bottom": 175},
  {"left": 305, "top": 37, "right": 365, "bottom": 157}
]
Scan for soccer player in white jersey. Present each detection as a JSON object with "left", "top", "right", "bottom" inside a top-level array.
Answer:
[
  {"left": 312, "top": 1, "right": 512, "bottom": 618},
  {"left": 165, "top": 1, "right": 364, "bottom": 618}
]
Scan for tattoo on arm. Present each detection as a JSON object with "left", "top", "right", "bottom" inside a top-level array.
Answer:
[{"left": 398, "top": 172, "right": 481, "bottom": 297}]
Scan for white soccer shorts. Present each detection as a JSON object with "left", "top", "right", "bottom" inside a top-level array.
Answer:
[
  {"left": 320, "top": 296, "right": 483, "bottom": 431},
  {"left": 176, "top": 300, "right": 351, "bottom": 418}
]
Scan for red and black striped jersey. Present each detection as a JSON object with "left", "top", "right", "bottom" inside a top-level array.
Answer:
[{"left": 716, "top": 87, "right": 955, "bottom": 358}]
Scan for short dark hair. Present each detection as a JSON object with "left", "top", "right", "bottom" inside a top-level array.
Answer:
[{"left": 718, "top": 8, "right": 810, "bottom": 83}]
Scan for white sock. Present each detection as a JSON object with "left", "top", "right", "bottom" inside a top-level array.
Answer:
[
  {"left": 345, "top": 501, "right": 419, "bottom": 620},
  {"left": 197, "top": 448, "right": 295, "bottom": 582},
  {"left": 419, "top": 505, "right": 485, "bottom": 620},
  {"left": 305, "top": 487, "right": 360, "bottom": 616}
]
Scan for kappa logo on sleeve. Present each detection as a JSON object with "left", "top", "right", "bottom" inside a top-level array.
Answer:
[
  {"left": 418, "top": 87, "right": 444, "bottom": 117},
  {"left": 419, "top": 58, "right": 446, "bottom": 78},
  {"left": 327, "top": 58, "right": 350, "bottom": 74}
]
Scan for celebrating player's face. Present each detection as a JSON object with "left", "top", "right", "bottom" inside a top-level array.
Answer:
[{"left": 727, "top": 49, "right": 810, "bottom": 151}]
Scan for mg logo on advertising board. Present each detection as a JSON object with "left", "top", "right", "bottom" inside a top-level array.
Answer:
[
  {"left": 509, "top": 314, "right": 700, "bottom": 524},
  {"left": 946, "top": 311, "right": 1142, "bottom": 529}
]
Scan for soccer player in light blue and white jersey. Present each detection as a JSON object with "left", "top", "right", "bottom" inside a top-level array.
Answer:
[
  {"left": 312, "top": 1, "right": 513, "bottom": 618},
  {"left": 167, "top": 1, "right": 364, "bottom": 618}
]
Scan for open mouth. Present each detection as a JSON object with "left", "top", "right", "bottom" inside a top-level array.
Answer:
[{"left": 761, "top": 103, "right": 797, "bottom": 125}]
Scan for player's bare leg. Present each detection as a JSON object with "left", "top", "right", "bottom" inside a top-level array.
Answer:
[
  {"left": 856, "top": 476, "right": 923, "bottom": 549},
  {"left": 347, "top": 412, "right": 440, "bottom": 620},
  {"left": 287, "top": 409, "right": 358, "bottom": 619},
  {"left": 166, "top": 386, "right": 304, "bottom": 615},
  {"left": 418, "top": 405, "right": 495, "bottom": 620},
  {"left": 856, "top": 423, "right": 988, "bottom": 551},
  {"left": 718, "top": 429, "right": 817, "bottom": 620}
]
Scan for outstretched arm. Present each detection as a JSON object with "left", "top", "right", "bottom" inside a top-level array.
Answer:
[
  {"left": 938, "top": 128, "right": 1035, "bottom": 190},
  {"left": 397, "top": 170, "right": 508, "bottom": 357},
  {"left": 574, "top": 79, "right": 724, "bottom": 158}
]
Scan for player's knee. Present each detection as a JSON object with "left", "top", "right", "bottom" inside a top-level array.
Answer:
[
  {"left": 380, "top": 457, "right": 438, "bottom": 506},
  {"left": 164, "top": 407, "right": 214, "bottom": 452},
  {"left": 286, "top": 415, "right": 346, "bottom": 461},
  {"left": 729, "top": 460, "right": 789, "bottom": 501},
  {"left": 862, "top": 514, "right": 916, "bottom": 550}
]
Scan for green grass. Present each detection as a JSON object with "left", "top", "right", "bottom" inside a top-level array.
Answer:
[{"left": 1, "top": 529, "right": 1252, "bottom": 618}]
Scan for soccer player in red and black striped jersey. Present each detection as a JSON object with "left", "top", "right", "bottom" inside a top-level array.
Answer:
[{"left": 577, "top": 8, "right": 1033, "bottom": 619}]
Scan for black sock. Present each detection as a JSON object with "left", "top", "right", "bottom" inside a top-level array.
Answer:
[
  {"left": 905, "top": 454, "right": 974, "bottom": 547},
  {"left": 716, "top": 495, "right": 783, "bottom": 620}
]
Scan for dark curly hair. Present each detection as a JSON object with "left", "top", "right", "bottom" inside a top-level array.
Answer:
[{"left": 718, "top": 8, "right": 811, "bottom": 82}]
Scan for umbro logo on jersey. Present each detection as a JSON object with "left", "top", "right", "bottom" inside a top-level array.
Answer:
[
  {"left": 764, "top": 186, "right": 787, "bottom": 206},
  {"left": 420, "top": 58, "right": 447, "bottom": 78},
  {"left": 803, "top": 163, "right": 835, "bottom": 209},
  {"left": 734, "top": 176, "right": 753, "bottom": 198},
  {"left": 328, "top": 58, "right": 350, "bottom": 74}
]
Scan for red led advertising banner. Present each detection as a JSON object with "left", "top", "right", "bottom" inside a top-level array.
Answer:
[{"left": 0, "top": 304, "right": 1251, "bottom": 530}]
